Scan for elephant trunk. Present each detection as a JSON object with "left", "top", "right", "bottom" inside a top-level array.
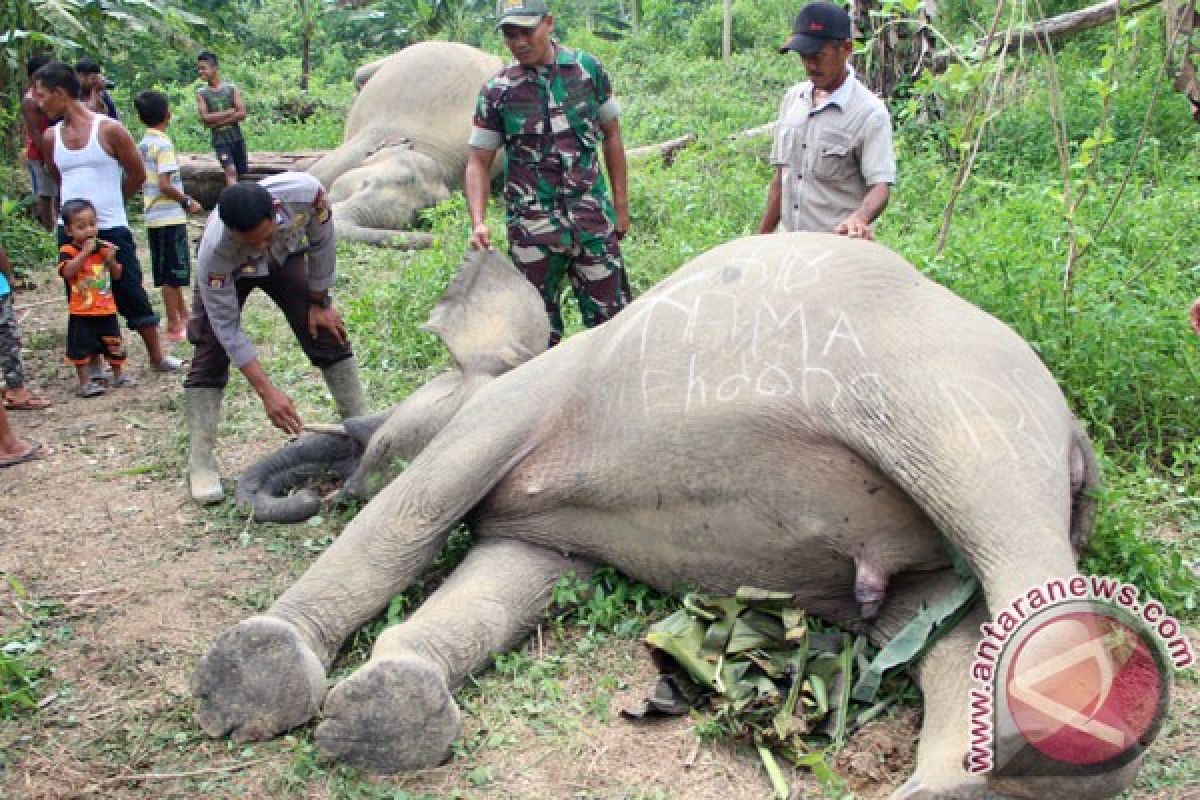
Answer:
[
  {"left": 343, "top": 411, "right": 392, "bottom": 445},
  {"left": 236, "top": 412, "right": 392, "bottom": 524},
  {"left": 236, "top": 432, "right": 364, "bottom": 523}
]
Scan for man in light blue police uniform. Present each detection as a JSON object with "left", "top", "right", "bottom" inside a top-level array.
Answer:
[{"left": 183, "top": 172, "right": 366, "bottom": 505}]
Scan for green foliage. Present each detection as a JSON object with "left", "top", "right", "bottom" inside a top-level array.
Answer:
[
  {"left": 0, "top": 0, "right": 209, "bottom": 153},
  {"left": 0, "top": 577, "right": 62, "bottom": 720},
  {"left": 681, "top": 0, "right": 793, "bottom": 60},
  {"left": 0, "top": 167, "right": 56, "bottom": 275},
  {"left": 550, "top": 567, "right": 676, "bottom": 638},
  {"left": 330, "top": 0, "right": 495, "bottom": 52},
  {"left": 272, "top": 735, "right": 442, "bottom": 798}
]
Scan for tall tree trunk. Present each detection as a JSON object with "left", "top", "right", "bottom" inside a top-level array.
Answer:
[
  {"left": 301, "top": 21, "right": 313, "bottom": 91},
  {"left": 722, "top": 0, "right": 732, "bottom": 62},
  {"left": 1165, "top": 0, "right": 1199, "bottom": 111}
]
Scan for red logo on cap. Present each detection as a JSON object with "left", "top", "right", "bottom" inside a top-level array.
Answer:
[{"left": 809, "top": 22, "right": 825, "bottom": 31}]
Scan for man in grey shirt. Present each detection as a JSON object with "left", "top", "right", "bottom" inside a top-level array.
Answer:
[
  {"left": 183, "top": 172, "right": 365, "bottom": 505},
  {"left": 758, "top": 2, "right": 895, "bottom": 239}
]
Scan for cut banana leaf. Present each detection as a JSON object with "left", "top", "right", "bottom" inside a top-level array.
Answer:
[
  {"left": 645, "top": 609, "right": 719, "bottom": 689},
  {"left": 727, "top": 617, "right": 775, "bottom": 654},
  {"left": 851, "top": 576, "right": 979, "bottom": 704},
  {"left": 637, "top": 584, "right": 926, "bottom": 782},
  {"left": 736, "top": 587, "right": 796, "bottom": 609}
]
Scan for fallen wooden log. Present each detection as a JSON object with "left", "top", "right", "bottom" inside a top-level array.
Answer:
[
  {"left": 180, "top": 151, "right": 331, "bottom": 209},
  {"left": 626, "top": 133, "right": 697, "bottom": 165}
]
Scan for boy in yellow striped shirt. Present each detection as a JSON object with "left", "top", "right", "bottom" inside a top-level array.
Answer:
[{"left": 135, "top": 90, "right": 202, "bottom": 342}]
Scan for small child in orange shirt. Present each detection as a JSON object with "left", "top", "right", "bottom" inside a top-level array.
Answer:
[{"left": 58, "top": 198, "right": 129, "bottom": 397}]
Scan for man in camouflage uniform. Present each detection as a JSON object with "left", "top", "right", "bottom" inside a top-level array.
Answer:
[
  {"left": 465, "top": 0, "right": 630, "bottom": 346},
  {"left": 182, "top": 173, "right": 366, "bottom": 506}
]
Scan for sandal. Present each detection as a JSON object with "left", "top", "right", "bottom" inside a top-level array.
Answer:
[
  {"left": 3, "top": 395, "right": 52, "bottom": 411},
  {"left": 76, "top": 381, "right": 106, "bottom": 398},
  {"left": 112, "top": 374, "right": 138, "bottom": 388},
  {"left": 153, "top": 355, "right": 185, "bottom": 372},
  {"left": 89, "top": 364, "right": 112, "bottom": 385},
  {"left": 0, "top": 440, "right": 51, "bottom": 468}
]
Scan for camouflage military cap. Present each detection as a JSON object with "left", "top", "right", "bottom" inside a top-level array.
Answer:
[{"left": 497, "top": 0, "right": 549, "bottom": 29}]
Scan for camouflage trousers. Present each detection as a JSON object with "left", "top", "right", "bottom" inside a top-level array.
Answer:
[
  {"left": 0, "top": 292, "right": 25, "bottom": 389},
  {"left": 508, "top": 222, "right": 629, "bottom": 346}
]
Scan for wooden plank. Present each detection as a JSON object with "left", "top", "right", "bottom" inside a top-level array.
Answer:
[{"left": 180, "top": 150, "right": 332, "bottom": 208}]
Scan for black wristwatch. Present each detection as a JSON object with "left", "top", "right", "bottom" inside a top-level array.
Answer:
[{"left": 310, "top": 293, "right": 333, "bottom": 309}]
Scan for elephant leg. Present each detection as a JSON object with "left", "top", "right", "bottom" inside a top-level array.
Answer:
[
  {"left": 874, "top": 572, "right": 1140, "bottom": 800},
  {"left": 336, "top": 222, "right": 435, "bottom": 249},
  {"left": 193, "top": 401, "right": 543, "bottom": 742},
  {"left": 867, "top": 570, "right": 991, "bottom": 799},
  {"left": 315, "top": 537, "right": 588, "bottom": 772},
  {"left": 343, "top": 371, "right": 475, "bottom": 501},
  {"left": 853, "top": 407, "right": 1095, "bottom": 615}
]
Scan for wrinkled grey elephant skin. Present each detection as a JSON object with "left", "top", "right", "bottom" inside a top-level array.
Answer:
[
  {"left": 194, "top": 235, "right": 1135, "bottom": 799},
  {"left": 308, "top": 42, "right": 502, "bottom": 248}
]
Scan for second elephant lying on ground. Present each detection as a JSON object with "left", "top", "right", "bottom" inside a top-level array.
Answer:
[
  {"left": 198, "top": 235, "right": 1139, "bottom": 800},
  {"left": 308, "top": 42, "right": 502, "bottom": 247}
]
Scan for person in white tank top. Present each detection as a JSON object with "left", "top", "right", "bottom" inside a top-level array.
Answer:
[
  {"left": 33, "top": 61, "right": 184, "bottom": 375},
  {"left": 53, "top": 115, "right": 128, "bottom": 229}
]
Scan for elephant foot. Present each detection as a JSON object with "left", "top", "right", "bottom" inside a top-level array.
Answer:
[
  {"left": 191, "top": 615, "right": 326, "bottom": 741},
  {"left": 315, "top": 654, "right": 461, "bottom": 773},
  {"left": 890, "top": 773, "right": 996, "bottom": 800}
]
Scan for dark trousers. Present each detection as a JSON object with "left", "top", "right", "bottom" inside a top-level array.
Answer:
[
  {"left": 57, "top": 225, "right": 160, "bottom": 330},
  {"left": 183, "top": 253, "right": 353, "bottom": 389}
]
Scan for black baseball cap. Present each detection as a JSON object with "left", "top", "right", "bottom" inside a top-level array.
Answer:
[
  {"left": 496, "top": 0, "right": 549, "bottom": 29},
  {"left": 780, "top": 2, "right": 852, "bottom": 56}
]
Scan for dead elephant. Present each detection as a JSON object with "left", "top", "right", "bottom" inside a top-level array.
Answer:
[
  {"left": 193, "top": 234, "right": 1140, "bottom": 799},
  {"left": 308, "top": 42, "right": 501, "bottom": 248}
]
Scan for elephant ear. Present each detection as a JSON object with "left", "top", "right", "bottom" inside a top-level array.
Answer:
[{"left": 423, "top": 249, "right": 550, "bottom": 376}]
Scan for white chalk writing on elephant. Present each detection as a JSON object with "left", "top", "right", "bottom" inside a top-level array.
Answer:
[{"left": 938, "top": 372, "right": 1065, "bottom": 468}]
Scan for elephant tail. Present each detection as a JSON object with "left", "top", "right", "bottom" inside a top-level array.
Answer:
[{"left": 1068, "top": 419, "right": 1101, "bottom": 557}]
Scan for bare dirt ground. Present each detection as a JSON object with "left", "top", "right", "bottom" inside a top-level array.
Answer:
[{"left": 0, "top": 270, "right": 1196, "bottom": 800}]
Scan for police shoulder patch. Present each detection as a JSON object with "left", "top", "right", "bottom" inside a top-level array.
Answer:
[
  {"left": 313, "top": 189, "right": 331, "bottom": 224},
  {"left": 208, "top": 273, "right": 229, "bottom": 289}
]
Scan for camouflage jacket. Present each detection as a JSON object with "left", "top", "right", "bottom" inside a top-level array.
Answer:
[{"left": 470, "top": 44, "right": 621, "bottom": 233}]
